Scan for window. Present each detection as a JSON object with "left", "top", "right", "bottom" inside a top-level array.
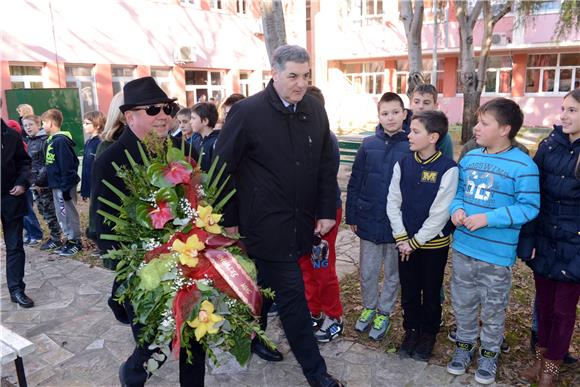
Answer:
[
  {"left": 395, "top": 59, "right": 444, "bottom": 94},
  {"left": 533, "top": 0, "right": 561, "bottom": 14},
  {"left": 236, "top": 0, "right": 247, "bottom": 14},
  {"left": 10, "top": 65, "right": 43, "bottom": 89},
  {"left": 456, "top": 56, "right": 512, "bottom": 94},
  {"left": 526, "top": 53, "right": 580, "bottom": 94},
  {"left": 209, "top": 0, "right": 222, "bottom": 10},
  {"left": 151, "top": 67, "right": 172, "bottom": 96},
  {"left": 345, "top": 62, "right": 384, "bottom": 95},
  {"left": 65, "top": 65, "right": 98, "bottom": 115},
  {"left": 185, "top": 70, "right": 225, "bottom": 106},
  {"left": 112, "top": 66, "right": 136, "bottom": 95},
  {"left": 348, "top": 0, "right": 384, "bottom": 27},
  {"left": 239, "top": 71, "right": 251, "bottom": 96}
]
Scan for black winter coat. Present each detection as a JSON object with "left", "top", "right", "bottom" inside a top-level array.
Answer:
[
  {"left": 345, "top": 126, "right": 410, "bottom": 243},
  {"left": 518, "top": 126, "right": 580, "bottom": 283},
  {"left": 27, "top": 130, "right": 48, "bottom": 187},
  {"left": 1, "top": 119, "right": 31, "bottom": 220},
  {"left": 214, "top": 80, "right": 337, "bottom": 262}
]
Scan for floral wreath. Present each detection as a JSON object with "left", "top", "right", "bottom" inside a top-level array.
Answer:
[{"left": 98, "top": 137, "right": 274, "bottom": 371}]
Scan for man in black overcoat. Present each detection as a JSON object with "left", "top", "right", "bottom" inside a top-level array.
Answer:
[
  {"left": 92, "top": 77, "right": 204, "bottom": 387},
  {"left": 214, "top": 45, "right": 342, "bottom": 387},
  {"left": 1, "top": 118, "right": 34, "bottom": 308}
]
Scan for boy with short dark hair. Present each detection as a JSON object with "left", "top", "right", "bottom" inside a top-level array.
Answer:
[
  {"left": 387, "top": 110, "right": 458, "bottom": 361},
  {"left": 346, "top": 92, "right": 410, "bottom": 341},
  {"left": 42, "top": 108, "right": 82, "bottom": 256},
  {"left": 190, "top": 102, "right": 220, "bottom": 172},
  {"left": 408, "top": 84, "right": 454, "bottom": 159},
  {"left": 446, "top": 98, "right": 540, "bottom": 384}
]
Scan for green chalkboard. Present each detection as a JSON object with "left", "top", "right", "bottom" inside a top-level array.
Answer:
[{"left": 5, "top": 88, "right": 84, "bottom": 156}]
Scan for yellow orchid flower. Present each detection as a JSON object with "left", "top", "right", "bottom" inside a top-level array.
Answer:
[
  {"left": 172, "top": 234, "right": 205, "bottom": 268},
  {"left": 187, "top": 300, "right": 224, "bottom": 341},
  {"left": 195, "top": 205, "right": 222, "bottom": 234}
]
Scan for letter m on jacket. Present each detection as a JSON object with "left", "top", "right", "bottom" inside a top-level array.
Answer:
[{"left": 421, "top": 170, "right": 438, "bottom": 183}]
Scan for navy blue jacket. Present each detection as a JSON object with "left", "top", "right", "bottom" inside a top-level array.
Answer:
[
  {"left": 345, "top": 125, "right": 410, "bottom": 243},
  {"left": 81, "top": 136, "right": 101, "bottom": 198},
  {"left": 191, "top": 130, "right": 220, "bottom": 172},
  {"left": 518, "top": 126, "right": 580, "bottom": 283},
  {"left": 45, "top": 132, "right": 80, "bottom": 192}
]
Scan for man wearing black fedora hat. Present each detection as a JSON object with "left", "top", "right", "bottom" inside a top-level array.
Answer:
[{"left": 93, "top": 76, "right": 204, "bottom": 387}]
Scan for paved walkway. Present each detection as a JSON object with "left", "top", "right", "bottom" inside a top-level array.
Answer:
[{"left": 1, "top": 226, "right": 493, "bottom": 387}]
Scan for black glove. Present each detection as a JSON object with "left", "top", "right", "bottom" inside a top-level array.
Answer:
[{"left": 62, "top": 190, "right": 72, "bottom": 201}]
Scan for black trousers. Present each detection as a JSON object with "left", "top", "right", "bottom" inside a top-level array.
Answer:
[
  {"left": 1, "top": 213, "right": 26, "bottom": 293},
  {"left": 256, "top": 259, "right": 327, "bottom": 380},
  {"left": 398, "top": 246, "right": 449, "bottom": 335},
  {"left": 121, "top": 293, "right": 206, "bottom": 386}
]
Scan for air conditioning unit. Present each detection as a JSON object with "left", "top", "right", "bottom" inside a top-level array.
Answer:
[
  {"left": 173, "top": 46, "right": 196, "bottom": 64},
  {"left": 491, "top": 33, "right": 510, "bottom": 46}
]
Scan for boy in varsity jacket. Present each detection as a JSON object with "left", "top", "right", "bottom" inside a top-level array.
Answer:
[{"left": 387, "top": 111, "right": 458, "bottom": 362}]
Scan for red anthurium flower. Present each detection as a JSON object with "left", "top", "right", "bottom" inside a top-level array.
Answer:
[
  {"left": 149, "top": 201, "right": 174, "bottom": 229},
  {"left": 163, "top": 162, "right": 191, "bottom": 185}
]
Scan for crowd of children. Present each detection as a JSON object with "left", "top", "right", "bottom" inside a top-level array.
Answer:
[
  {"left": 344, "top": 85, "right": 578, "bottom": 386},
  {"left": 6, "top": 82, "right": 578, "bottom": 386}
]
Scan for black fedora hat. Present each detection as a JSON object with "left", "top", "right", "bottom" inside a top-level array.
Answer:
[{"left": 119, "top": 76, "right": 177, "bottom": 113}]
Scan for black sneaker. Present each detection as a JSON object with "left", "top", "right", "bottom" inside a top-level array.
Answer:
[
  {"left": 311, "top": 313, "right": 324, "bottom": 329},
  {"left": 399, "top": 328, "right": 420, "bottom": 359},
  {"left": 413, "top": 332, "right": 437, "bottom": 362},
  {"left": 59, "top": 240, "right": 82, "bottom": 256},
  {"left": 40, "top": 238, "right": 62, "bottom": 251},
  {"left": 563, "top": 352, "right": 578, "bottom": 365},
  {"left": 315, "top": 317, "right": 344, "bottom": 343}
]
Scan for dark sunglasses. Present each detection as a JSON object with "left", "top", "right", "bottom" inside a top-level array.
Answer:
[{"left": 132, "top": 103, "right": 176, "bottom": 117}]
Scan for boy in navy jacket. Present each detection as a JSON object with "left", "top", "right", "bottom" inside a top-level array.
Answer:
[
  {"left": 387, "top": 111, "right": 458, "bottom": 361},
  {"left": 345, "top": 92, "right": 410, "bottom": 341},
  {"left": 42, "top": 109, "right": 82, "bottom": 256}
]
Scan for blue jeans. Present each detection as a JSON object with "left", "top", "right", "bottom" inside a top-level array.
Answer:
[{"left": 23, "top": 190, "right": 43, "bottom": 240}]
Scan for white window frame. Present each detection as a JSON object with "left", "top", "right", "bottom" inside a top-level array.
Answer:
[
  {"left": 65, "top": 65, "right": 99, "bottom": 115},
  {"left": 209, "top": 0, "right": 223, "bottom": 10},
  {"left": 239, "top": 70, "right": 251, "bottom": 96},
  {"left": 112, "top": 66, "right": 136, "bottom": 95},
  {"left": 349, "top": 0, "right": 384, "bottom": 27},
  {"left": 151, "top": 67, "right": 173, "bottom": 96},
  {"left": 344, "top": 62, "right": 385, "bottom": 95},
  {"left": 262, "top": 71, "right": 271, "bottom": 89},
  {"left": 525, "top": 53, "right": 580, "bottom": 95},
  {"left": 185, "top": 69, "right": 226, "bottom": 105},
  {"left": 9, "top": 64, "right": 44, "bottom": 89},
  {"left": 236, "top": 0, "right": 248, "bottom": 14}
]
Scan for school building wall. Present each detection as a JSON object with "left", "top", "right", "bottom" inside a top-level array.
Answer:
[
  {"left": 0, "top": 0, "right": 307, "bottom": 119},
  {"left": 309, "top": 1, "right": 580, "bottom": 131}
]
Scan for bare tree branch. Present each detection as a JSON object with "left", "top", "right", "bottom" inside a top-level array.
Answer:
[
  {"left": 492, "top": 0, "right": 514, "bottom": 26},
  {"left": 468, "top": 0, "right": 484, "bottom": 29}
]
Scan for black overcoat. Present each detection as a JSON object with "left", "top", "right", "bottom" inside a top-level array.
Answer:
[
  {"left": 214, "top": 80, "right": 337, "bottom": 262},
  {"left": 1, "top": 120, "right": 31, "bottom": 221}
]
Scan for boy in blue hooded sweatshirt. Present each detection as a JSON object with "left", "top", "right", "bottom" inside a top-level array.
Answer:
[
  {"left": 42, "top": 109, "right": 82, "bottom": 257},
  {"left": 346, "top": 92, "right": 410, "bottom": 341},
  {"left": 446, "top": 98, "right": 540, "bottom": 384}
]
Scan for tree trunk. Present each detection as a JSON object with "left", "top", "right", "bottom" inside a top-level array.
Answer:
[
  {"left": 260, "top": 0, "right": 287, "bottom": 66},
  {"left": 399, "top": 0, "right": 425, "bottom": 96}
]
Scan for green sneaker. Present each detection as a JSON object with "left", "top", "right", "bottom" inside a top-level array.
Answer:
[
  {"left": 354, "top": 308, "right": 375, "bottom": 333},
  {"left": 368, "top": 313, "right": 390, "bottom": 341}
]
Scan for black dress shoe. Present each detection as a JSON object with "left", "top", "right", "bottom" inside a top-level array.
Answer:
[
  {"left": 10, "top": 290, "right": 34, "bottom": 308},
  {"left": 251, "top": 339, "right": 283, "bottom": 362},
  {"left": 307, "top": 372, "right": 343, "bottom": 387}
]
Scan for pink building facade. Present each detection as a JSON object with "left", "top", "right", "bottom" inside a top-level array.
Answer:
[
  {"left": 308, "top": 0, "right": 580, "bottom": 131},
  {"left": 1, "top": 0, "right": 308, "bottom": 118}
]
